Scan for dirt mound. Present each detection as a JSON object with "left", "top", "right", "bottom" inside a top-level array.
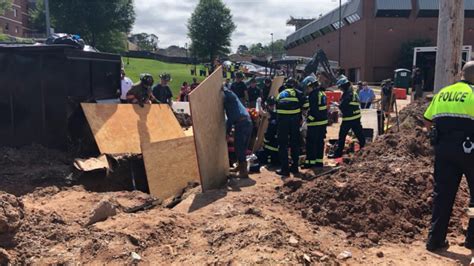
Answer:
[
  {"left": 281, "top": 101, "right": 469, "bottom": 246},
  {"left": 0, "top": 192, "right": 24, "bottom": 234}
]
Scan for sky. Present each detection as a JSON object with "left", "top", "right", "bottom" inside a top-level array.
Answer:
[{"left": 132, "top": 0, "right": 348, "bottom": 53}]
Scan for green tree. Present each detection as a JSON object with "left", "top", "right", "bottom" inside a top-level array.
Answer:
[
  {"left": 248, "top": 39, "right": 286, "bottom": 59},
  {"left": 398, "top": 38, "right": 432, "bottom": 69},
  {"left": 187, "top": 0, "right": 236, "bottom": 61},
  {"left": 30, "top": 0, "right": 134, "bottom": 53},
  {"left": 129, "top": 33, "right": 159, "bottom": 51},
  {"left": 0, "top": 0, "right": 11, "bottom": 15}
]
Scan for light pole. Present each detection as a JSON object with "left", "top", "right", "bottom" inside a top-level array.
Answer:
[
  {"left": 44, "top": 0, "right": 51, "bottom": 37},
  {"left": 271, "top": 33, "right": 274, "bottom": 76},
  {"left": 270, "top": 33, "right": 274, "bottom": 59},
  {"left": 338, "top": 0, "right": 342, "bottom": 67}
]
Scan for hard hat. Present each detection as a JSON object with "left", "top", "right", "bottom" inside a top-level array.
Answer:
[
  {"left": 285, "top": 77, "right": 297, "bottom": 88},
  {"left": 302, "top": 75, "right": 317, "bottom": 87},
  {"left": 307, "top": 79, "right": 320, "bottom": 88},
  {"left": 140, "top": 73, "right": 154, "bottom": 86},
  {"left": 336, "top": 75, "right": 350, "bottom": 87}
]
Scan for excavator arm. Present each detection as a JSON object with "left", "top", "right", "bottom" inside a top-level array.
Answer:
[{"left": 304, "top": 49, "right": 338, "bottom": 85}]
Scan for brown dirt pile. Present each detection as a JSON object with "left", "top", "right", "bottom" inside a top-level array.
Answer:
[{"left": 280, "top": 101, "right": 470, "bottom": 246}]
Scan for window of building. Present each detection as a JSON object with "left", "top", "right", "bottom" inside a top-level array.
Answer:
[
  {"left": 345, "top": 13, "right": 361, "bottom": 24},
  {"left": 13, "top": 8, "right": 17, "bottom": 17},
  {"left": 4, "top": 23, "right": 9, "bottom": 32},
  {"left": 332, "top": 20, "right": 346, "bottom": 30},
  {"left": 15, "top": 27, "right": 19, "bottom": 34}
]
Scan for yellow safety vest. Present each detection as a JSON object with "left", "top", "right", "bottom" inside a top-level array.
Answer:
[{"left": 424, "top": 81, "right": 474, "bottom": 121}]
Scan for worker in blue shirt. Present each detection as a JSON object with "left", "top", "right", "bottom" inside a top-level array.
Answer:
[
  {"left": 223, "top": 87, "right": 253, "bottom": 178},
  {"left": 358, "top": 82, "right": 375, "bottom": 109}
]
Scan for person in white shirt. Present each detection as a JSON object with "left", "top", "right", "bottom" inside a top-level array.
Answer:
[{"left": 120, "top": 69, "right": 133, "bottom": 103}]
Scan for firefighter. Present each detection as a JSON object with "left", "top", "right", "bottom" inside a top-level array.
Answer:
[
  {"left": 424, "top": 61, "right": 474, "bottom": 252},
  {"left": 276, "top": 78, "right": 304, "bottom": 177},
  {"left": 126, "top": 73, "right": 158, "bottom": 106},
  {"left": 260, "top": 96, "right": 280, "bottom": 166},
  {"left": 329, "top": 76, "right": 366, "bottom": 158},
  {"left": 303, "top": 79, "right": 328, "bottom": 168}
]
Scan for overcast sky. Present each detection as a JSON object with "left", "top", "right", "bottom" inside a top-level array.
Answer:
[{"left": 132, "top": 0, "right": 347, "bottom": 52}]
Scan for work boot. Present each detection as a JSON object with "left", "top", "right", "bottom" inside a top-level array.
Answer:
[
  {"left": 276, "top": 169, "right": 290, "bottom": 178},
  {"left": 290, "top": 165, "right": 300, "bottom": 175},
  {"left": 426, "top": 238, "right": 449, "bottom": 252},
  {"left": 238, "top": 161, "right": 249, "bottom": 179}
]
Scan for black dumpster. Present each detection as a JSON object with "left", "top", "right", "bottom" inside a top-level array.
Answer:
[{"left": 0, "top": 44, "right": 121, "bottom": 150}]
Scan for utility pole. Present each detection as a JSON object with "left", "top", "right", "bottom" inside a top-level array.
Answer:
[
  {"left": 434, "top": 0, "right": 464, "bottom": 93},
  {"left": 270, "top": 33, "right": 274, "bottom": 59},
  {"left": 338, "top": 0, "right": 342, "bottom": 66},
  {"left": 271, "top": 33, "right": 274, "bottom": 75},
  {"left": 44, "top": 0, "right": 51, "bottom": 37}
]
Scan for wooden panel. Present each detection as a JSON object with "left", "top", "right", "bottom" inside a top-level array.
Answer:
[
  {"left": 188, "top": 66, "right": 229, "bottom": 191},
  {"left": 81, "top": 103, "right": 184, "bottom": 154},
  {"left": 252, "top": 76, "right": 285, "bottom": 152},
  {"left": 142, "top": 136, "right": 200, "bottom": 200}
]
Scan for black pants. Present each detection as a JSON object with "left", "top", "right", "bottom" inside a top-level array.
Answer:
[
  {"left": 306, "top": 126, "right": 327, "bottom": 167},
  {"left": 277, "top": 114, "right": 301, "bottom": 171},
  {"left": 334, "top": 119, "right": 366, "bottom": 157},
  {"left": 428, "top": 141, "right": 474, "bottom": 245}
]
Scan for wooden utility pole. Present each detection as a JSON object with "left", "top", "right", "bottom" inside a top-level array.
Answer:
[{"left": 434, "top": 0, "right": 464, "bottom": 93}]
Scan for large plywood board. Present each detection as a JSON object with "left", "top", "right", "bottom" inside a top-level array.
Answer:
[
  {"left": 252, "top": 76, "right": 285, "bottom": 152},
  {"left": 142, "top": 136, "right": 200, "bottom": 200},
  {"left": 81, "top": 103, "right": 184, "bottom": 154},
  {"left": 189, "top": 66, "right": 229, "bottom": 191}
]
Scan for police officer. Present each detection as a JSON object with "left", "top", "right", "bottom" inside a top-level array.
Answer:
[
  {"left": 304, "top": 79, "right": 328, "bottom": 168},
  {"left": 261, "top": 96, "right": 280, "bottom": 166},
  {"left": 424, "top": 61, "right": 474, "bottom": 252},
  {"left": 330, "top": 76, "right": 366, "bottom": 158},
  {"left": 276, "top": 78, "right": 304, "bottom": 176}
]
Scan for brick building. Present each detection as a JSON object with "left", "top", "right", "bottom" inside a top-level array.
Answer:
[
  {"left": 0, "top": 0, "right": 31, "bottom": 37},
  {"left": 285, "top": 0, "right": 474, "bottom": 83}
]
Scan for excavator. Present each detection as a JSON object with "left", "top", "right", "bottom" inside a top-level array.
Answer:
[{"left": 304, "top": 49, "right": 339, "bottom": 86}]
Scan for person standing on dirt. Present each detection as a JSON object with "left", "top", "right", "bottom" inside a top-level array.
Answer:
[
  {"left": 120, "top": 69, "right": 133, "bottom": 103},
  {"left": 424, "top": 61, "right": 474, "bottom": 252},
  {"left": 223, "top": 87, "right": 253, "bottom": 179},
  {"left": 275, "top": 78, "right": 304, "bottom": 177},
  {"left": 329, "top": 76, "right": 365, "bottom": 158},
  {"left": 260, "top": 96, "right": 280, "bottom": 166},
  {"left": 358, "top": 82, "right": 375, "bottom": 109},
  {"left": 412, "top": 68, "right": 424, "bottom": 100},
  {"left": 126, "top": 73, "right": 158, "bottom": 106},
  {"left": 231, "top": 72, "right": 249, "bottom": 106},
  {"left": 303, "top": 79, "right": 328, "bottom": 169},
  {"left": 152, "top": 73, "right": 173, "bottom": 106}
]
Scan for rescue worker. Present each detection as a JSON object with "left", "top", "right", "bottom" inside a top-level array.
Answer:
[
  {"left": 152, "top": 73, "right": 173, "bottom": 106},
  {"left": 303, "top": 79, "right": 328, "bottom": 168},
  {"left": 126, "top": 73, "right": 158, "bottom": 106},
  {"left": 329, "top": 76, "right": 366, "bottom": 158},
  {"left": 261, "top": 96, "right": 280, "bottom": 166},
  {"left": 424, "top": 61, "right": 474, "bottom": 252},
  {"left": 261, "top": 78, "right": 272, "bottom": 102},
  {"left": 276, "top": 78, "right": 304, "bottom": 177},
  {"left": 223, "top": 86, "right": 253, "bottom": 179}
]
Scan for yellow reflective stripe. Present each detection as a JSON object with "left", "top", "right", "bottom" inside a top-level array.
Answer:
[
  {"left": 277, "top": 109, "right": 301, "bottom": 114},
  {"left": 305, "top": 160, "right": 317, "bottom": 164},
  {"left": 349, "top": 102, "right": 360, "bottom": 106},
  {"left": 315, "top": 159, "right": 324, "bottom": 163},
  {"left": 354, "top": 110, "right": 361, "bottom": 114},
  {"left": 264, "top": 144, "right": 278, "bottom": 151},
  {"left": 342, "top": 114, "right": 362, "bottom": 121},
  {"left": 319, "top": 105, "right": 327, "bottom": 110},
  {"left": 308, "top": 120, "right": 328, "bottom": 126},
  {"left": 308, "top": 115, "right": 315, "bottom": 120},
  {"left": 280, "top": 97, "right": 299, "bottom": 102},
  {"left": 303, "top": 102, "right": 310, "bottom": 108}
]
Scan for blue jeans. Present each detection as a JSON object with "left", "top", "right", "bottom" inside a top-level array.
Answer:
[{"left": 234, "top": 117, "right": 253, "bottom": 163}]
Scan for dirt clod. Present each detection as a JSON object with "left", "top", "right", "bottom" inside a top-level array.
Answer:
[
  {"left": 86, "top": 199, "right": 117, "bottom": 226},
  {"left": 0, "top": 192, "right": 24, "bottom": 234}
]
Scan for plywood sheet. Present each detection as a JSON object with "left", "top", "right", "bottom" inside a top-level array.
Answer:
[
  {"left": 142, "top": 136, "right": 200, "bottom": 200},
  {"left": 189, "top": 66, "right": 229, "bottom": 191},
  {"left": 252, "top": 76, "right": 285, "bottom": 152},
  {"left": 81, "top": 103, "right": 184, "bottom": 154}
]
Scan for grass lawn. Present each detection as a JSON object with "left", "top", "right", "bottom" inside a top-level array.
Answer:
[{"left": 123, "top": 57, "right": 205, "bottom": 96}]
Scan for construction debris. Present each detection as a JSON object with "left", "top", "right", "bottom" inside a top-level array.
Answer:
[
  {"left": 0, "top": 192, "right": 24, "bottom": 234},
  {"left": 74, "top": 155, "right": 110, "bottom": 172},
  {"left": 85, "top": 199, "right": 117, "bottom": 226}
]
